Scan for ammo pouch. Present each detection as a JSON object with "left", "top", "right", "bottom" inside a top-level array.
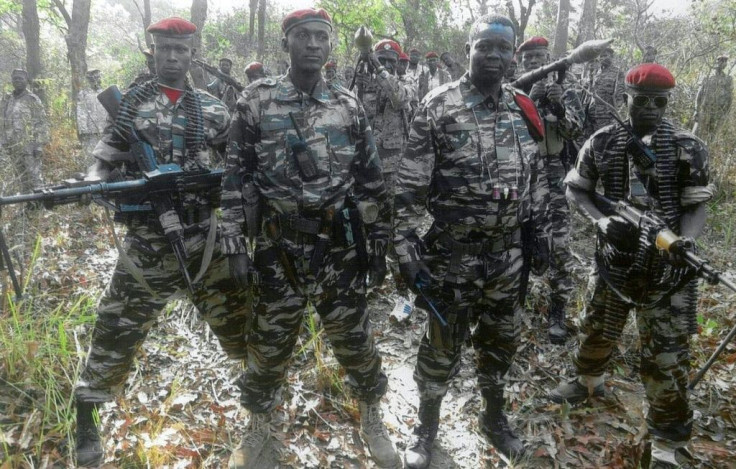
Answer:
[{"left": 287, "top": 134, "right": 320, "bottom": 181}]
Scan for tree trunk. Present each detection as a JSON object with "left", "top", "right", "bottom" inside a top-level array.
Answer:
[
  {"left": 190, "top": 0, "right": 208, "bottom": 89},
  {"left": 249, "top": 0, "right": 257, "bottom": 44},
  {"left": 21, "top": 0, "right": 43, "bottom": 100},
  {"left": 66, "top": 0, "right": 92, "bottom": 106},
  {"left": 552, "top": 0, "right": 570, "bottom": 58},
  {"left": 143, "top": 0, "right": 152, "bottom": 48},
  {"left": 576, "top": 0, "right": 597, "bottom": 47},
  {"left": 257, "top": 0, "right": 266, "bottom": 61}
]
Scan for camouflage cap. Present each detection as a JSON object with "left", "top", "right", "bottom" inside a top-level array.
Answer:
[
  {"left": 11, "top": 69, "right": 28, "bottom": 77},
  {"left": 625, "top": 63, "right": 676, "bottom": 90},
  {"left": 86, "top": 69, "right": 101, "bottom": 76},
  {"left": 281, "top": 8, "right": 332, "bottom": 35},
  {"left": 219, "top": 57, "right": 233, "bottom": 64},
  {"left": 147, "top": 17, "right": 197, "bottom": 37}
]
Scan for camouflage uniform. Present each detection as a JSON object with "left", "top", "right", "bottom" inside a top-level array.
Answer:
[
  {"left": 394, "top": 76, "right": 550, "bottom": 400},
  {"left": 77, "top": 87, "right": 107, "bottom": 168},
  {"left": 0, "top": 88, "right": 49, "bottom": 192},
  {"left": 75, "top": 81, "right": 251, "bottom": 403},
  {"left": 585, "top": 65, "right": 625, "bottom": 137},
  {"left": 418, "top": 67, "right": 451, "bottom": 101},
  {"left": 221, "top": 75, "right": 391, "bottom": 413},
  {"left": 208, "top": 77, "right": 239, "bottom": 112},
  {"left": 564, "top": 119, "right": 714, "bottom": 446},
  {"left": 695, "top": 69, "right": 733, "bottom": 138}
]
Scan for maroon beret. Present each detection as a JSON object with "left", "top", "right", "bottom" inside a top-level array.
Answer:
[
  {"left": 282, "top": 8, "right": 332, "bottom": 35},
  {"left": 425, "top": 51, "right": 439, "bottom": 60},
  {"left": 625, "top": 64, "right": 676, "bottom": 90},
  {"left": 398, "top": 52, "right": 410, "bottom": 62},
  {"left": 147, "top": 17, "right": 197, "bottom": 37},
  {"left": 374, "top": 39, "right": 402, "bottom": 57},
  {"left": 516, "top": 36, "right": 549, "bottom": 54},
  {"left": 245, "top": 62, "right": 263, "bottom": 73},
  {"left": 324, "top": 61, "right": 337, "bottom": 70},
  {"left": 409, "top": 48, "right": 420, "bottom": 54}
]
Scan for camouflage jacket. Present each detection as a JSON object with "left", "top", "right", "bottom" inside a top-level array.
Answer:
[
  {"left": 418, "top": 68, "right": 452, "bottom": 101},
  {"left": 0, "top": 89, "right": 49, "bottom": 150},
  {"left": 394, "top": 76, "right": 551, "bottom": 263},
  {"left": 696, "top": 72, "right": 733, "bottom": 114},
  {"left": 208, "top": 77, "right": 239, "bottom": 111},
  {"left": 361, "top": 71, "right": 412, "bottom": 153},
  {"left": 220, "top": 75, "right": 389, "bottom": 255},
  {"left": 77, "top": 88, "right": 107, "bottom": 136},
  {"left": 93, "top": 80, "right": 230, "bottom": 208},
  {"left": 587, "top": 65, "right": 625, "bottom": 120},
  {"left": 533, "top": 74, "right": 585, "bottom": 157},
  {"left": 566, "top": 119, "right": 714, "bottom": 221}
]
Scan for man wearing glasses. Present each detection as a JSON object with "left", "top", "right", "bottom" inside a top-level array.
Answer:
[{"left": 550, "top": 64, "right": 714, "bottom": 469}]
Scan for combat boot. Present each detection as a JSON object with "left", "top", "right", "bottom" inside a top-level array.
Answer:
[
  {"left": 229, "top": 411, "right": 274, "bottom": 469},
  {"left": 404, "top": 397, "right": 442, "bottom": 469},
  {"left": 75, "top": 400, "right": 103, "bottom": 467},
  {"left": 358, "top": 400, "right": 401, "bottom": 468},
  {"left": 548, "top": 303, "right": 567, "bottom": 345},
  {"left": 650, "top": 444, "right": 695, "bottom": 469},
  {"left": 478, "top": 389, "right": 525, "bottom": 461},
  {"left": 548, "top": 376, "right": 605, "bottom": 405}
]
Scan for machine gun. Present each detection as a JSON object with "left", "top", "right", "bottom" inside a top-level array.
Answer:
[
  {"left": 511, "top": 38, "right": 614, "bottom": 90},
  {"left": 193, "top": 58, "right": 245, "bottom": 93},
  {"left": 593, "top": 192, "right": 736, "bottom": 389}
]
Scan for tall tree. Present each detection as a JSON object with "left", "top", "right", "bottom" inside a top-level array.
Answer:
[
  {"left": 190, "top": 0, "right": 208, "bottom": 89},
  {"left": 552, "top": 0, "right": 570, "bottom": 57},
  {"left": 131, "top": 0, "right": 152, "bottom": 48},
  {"left": 249, "top": 0, "right": 257, "bottom": 44},
  {"left": 50, "top": 0, "right": 92, "bottom": 104},
  {"left": 257, "top": 0, "right": 266, "bottom": 60},
  {"left": 504, "top": 0, "right": 537, "bottom": 45},
  {"left": 21, "top": 0, "right": 41, "bottom": 81},
  {"left": 576, "top": 0, "right": 597, "bottom": 46}
]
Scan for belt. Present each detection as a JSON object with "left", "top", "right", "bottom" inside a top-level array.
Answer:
[
  {"left": 266, "top": 213, "right": 326, "bottom": 244},
  {"left": 436, "top": 229, "right": 521, "bottom": 255}
]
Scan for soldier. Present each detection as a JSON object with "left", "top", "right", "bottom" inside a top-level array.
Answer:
[
  {"left": 73, "top": 18, "right": 251, "bottom": 467},
  {"left": 584, "top": 46, "right": 625, "bottom": 137},
  {"left": 395, "top": 14, "right": 550, "bottom": 467},
  {"left": 418, "top": 51, "right": 451, "bottom": 100},
  {"left": 643, "top": 45, "right": 658, "bottom": 63},
  {"left": 76, "top": 69, "right": 107, "bottom": 169},
  {"left": 133, "top": 48, "right": 156, "bottom": 85},
  {"left": 207, "top": 57, "right": 239, "bottom": 111},
  {"left": 517, "top": 35, "right": 585, "bottom": 344},
  {"left": 276, "top": 59, "right": 289, "bottom": 75},
  {"left": 244, "top": 61, "right": 266, "bottom": 83},
  {"left": 550, "top": 64, "right": 714, "bottom": 469},
  {"left": 398, "top": 51, "right": 420, "bottom": 119},
  {"left": 323, "top": 60, "right": 341, "bottom": 86},
  {"left": 221, "top": 8, "right": 400, "bottom": 468},
  {"left": 694, "top": 55, "right": 733, "bottom": 139},
  {"left": 0, "top": 69, "right": 49, "bottom": 193},
  {"left": 397, "top": 52, "right": 409, "bottom": 77},
  {"left": 440, "top": 51, "right": 466, "bottom": 81},
  {"left": 505, "top": 56, "right": 518, "bottom": 81},
  {"left": 405, "top": 48, "right": 426, "bottom": 83}
]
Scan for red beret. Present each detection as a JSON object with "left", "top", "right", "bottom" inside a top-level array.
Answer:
[
  {"left": 409, "top": 48, "right": 420, "bottom": 54},
  {"left": 625, "top": 64, "right": 676, "bottom": 90},
  {"left": 325, "top": 61, "right": 337, "bottom": 70},
  {"left": 398, "top": 52, "right": 409, "bottom": 62},
  {"left": 282, "top": 8, "right": 332, "bottom": 35},
  {"left": 374, "top": 39, "right": 402, "bottom": 57},
  {"left": 516, "top": 36, "right": 549, "bottom": 54},
  {"left": 147, "top": 17, "right": 197, "bottom": 37},
  {"left": 425, "top": 51, "right": 439, "bottom": 59},
  {"left": 245, "top": 62, "right": 263, "bottom": 73}
]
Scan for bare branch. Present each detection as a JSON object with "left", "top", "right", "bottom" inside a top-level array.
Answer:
[{"left": 50, "top": 0, "right": 72, "bottom": 27}]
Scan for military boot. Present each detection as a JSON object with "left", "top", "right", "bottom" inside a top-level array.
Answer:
[
  {"left": 75, "top": 400, "right": 103, "bottom": 467},
  {"left": 404, "top": 397, "right": 442, "bottom": 469},
  {"left": 549, "top": 376, "right": 605, "bottom": 405},
  {"left": 548, "top": 302, "right": 567, "bottom": 345},
  {"left": 650, "top": 444, "right": 695, "bottom": 469},
  {"left": 229, "top": 411, "right": 274, "bottom": 469},
  {"left": 478, "top": 389, "right": 525, "bottom": 461},
  {"left": 358, "top": 400, "right": 401, "bottom": 468}
]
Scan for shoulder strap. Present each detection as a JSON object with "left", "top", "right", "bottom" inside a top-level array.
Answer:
[{"left": 507, "top": 87, "right": 545, "bottom": 141}]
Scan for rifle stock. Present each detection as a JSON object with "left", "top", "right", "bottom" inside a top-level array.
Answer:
[{"left": 193, "top": 59, "right": 245, "bottom": 93}]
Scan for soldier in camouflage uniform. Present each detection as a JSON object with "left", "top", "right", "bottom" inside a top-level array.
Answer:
[
  {"left": 584, "top": 46, "right": 625, "bottom": 137},
  {"left": 418, "top": 51, "right": 451, "bottom": 101},
  {"left": 0, "top": 69, "right": 49, "bottom": 193},
  {"left": 550, "top": 64, "right": 714, "bottom": 469},
  {"left": 405, "top": 48, "right": 427, "bottom": 84},
  {"left": 73, "top": 18, "right": 252, "bottom": 467},
  {"left": 244, "top": 61, "right": 267, "bottom": 83},
  {"left": 207, "top": 57, "right": 239, "bottom": 111},
  {"left": 76, "top": 69, "right": 107, "bottom": 169},
  {"left": 221, "top": 8, "right": 400, "bottom": 468},
  {"left": 643, "top": 45, "right": 658, "bottom": 63},
  {"left": 132, "top": 48, "right": 156, "bottom": 86},
  {"left": 396, "top": 14, "right": 550, "bottom": 468},
  {"left": 324, "top": 60, "right": 342, "bottom": 87},
  {"left": 694, "top": 55, "right": 733, "bottom": 140},
  {"left": 517, "top": 36, "right": 585, "bottom": 344},
  {"left": 398, "top": 52, "right": 420, "bottom": 117},
  {"left": 440, "top": 52, "right": 466, "bottom": 81}
]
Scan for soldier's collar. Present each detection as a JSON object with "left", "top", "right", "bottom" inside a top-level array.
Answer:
[
  {"left": 277, "top": 76, "right": 331, "bottom": 104},
  {"left": 461, "top": 76, "right": 509, "bottom": 109}
]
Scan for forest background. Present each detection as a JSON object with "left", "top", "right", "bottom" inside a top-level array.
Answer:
[{"left": 1, "top": 0, "right": 736, "bottom": 468}]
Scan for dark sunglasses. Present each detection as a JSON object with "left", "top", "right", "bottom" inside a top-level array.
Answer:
[{"left": 628, "top": 94, "right": 669, "bottom": 108}]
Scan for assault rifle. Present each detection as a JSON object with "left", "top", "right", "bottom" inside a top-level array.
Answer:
[
  {"left": 608, "top": 111, "right": 658, "bottom": 170},
  {"left": 193, "top": 59, "right": 245, "bottom": 93},
  {"left": 0, "top": 166, "right": 224, "bottom": 298},
  {"left": 593, "top": 192, "right": 736, "bottom": 389}
]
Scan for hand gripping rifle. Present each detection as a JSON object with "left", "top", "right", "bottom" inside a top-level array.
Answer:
[
  {"left": 193, "top": 59, "right": 245, "bottom": 93},
  {"left": 511, "top": 38, "right": 614, "bottom": 90},
  {"left": 349, "top": 26, "right": 374, "bottom": 101},
  {"left": 593, "top": 192, "right": 736, "bottom": 389}
]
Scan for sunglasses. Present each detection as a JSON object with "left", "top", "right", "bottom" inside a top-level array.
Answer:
[{"left": 628, "top": 94, "right": 669, "bottom": 108}]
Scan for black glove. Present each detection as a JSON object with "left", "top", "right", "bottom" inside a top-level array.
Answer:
[
  {"left": 399, "top": 260, "right": 431, "bottom": 294},
  {"left": 366, "top": 254, "right": 388, "bottom": 289},
  {"left": 228, "top": 253, "right": 256, "bottom": 288},
  {"left": 596, "top": 215, "right": 638, "bottom": 251}
]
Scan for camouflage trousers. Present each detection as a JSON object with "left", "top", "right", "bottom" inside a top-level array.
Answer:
[
  {"left": 75, "top": 220, "right": 251, "bottom": 403},
  {"left": 2, "top": 144, "right": 42, "bottom": 193},
  {"left": 544, "top": 179, "right": 574, "bottom": 307},
  {"left": 237, "top": 240, "right": 387, "bottom": 413},
  {"left": 573, "top": 269, "right": 694, "bottom": 443},
  {"left": 79, "top": 134, "right": 101, "bottom": 170},
  {"left": 413, "top": 227, "right": 523, "bottom": 400}
]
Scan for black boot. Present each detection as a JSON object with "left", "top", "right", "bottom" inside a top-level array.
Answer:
[
  {"left": 478, "top": 389, "right": 525, "bottom": 461},
  {"left": 548, "top": 302, "right": 567, "bottom": 345},
  {"left": 76, "top": 400, "right": 103, "bottom": 467},
  {"left": 404, "top": 397, "right": 442, "bottom": 469}
]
